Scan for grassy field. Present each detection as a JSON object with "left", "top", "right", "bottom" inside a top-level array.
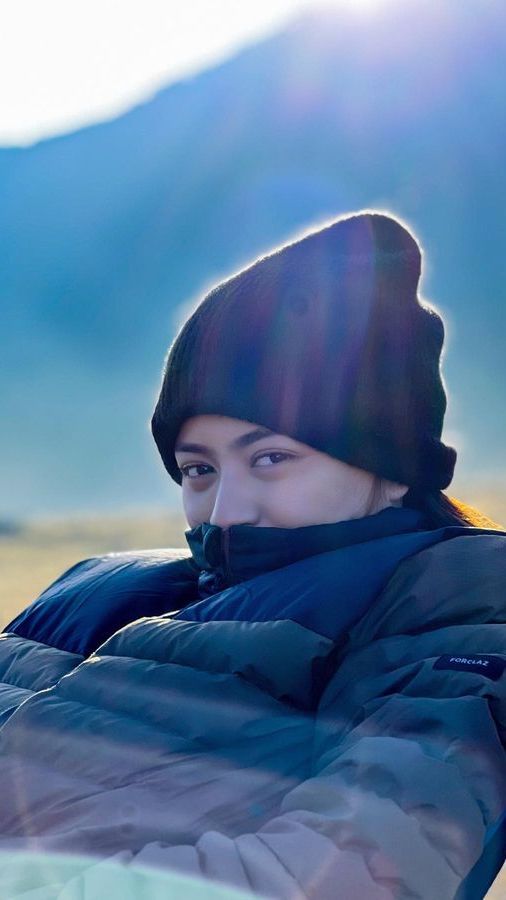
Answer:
[{"left": 0, "top": 507, "right": 504, "bottom": 895}]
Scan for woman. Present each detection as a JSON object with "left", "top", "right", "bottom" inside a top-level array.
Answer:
[{"left": 0, "top": 212, "right": 504, "bottom": 899}]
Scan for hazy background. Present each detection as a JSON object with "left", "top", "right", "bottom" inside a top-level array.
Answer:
[{"left": 1, "top": 0, "right": 505, "bottom": 610}]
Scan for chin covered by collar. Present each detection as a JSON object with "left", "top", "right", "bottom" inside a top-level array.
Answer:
[{"left": 185, "top": 507, "right": 425, "bottom": 597}]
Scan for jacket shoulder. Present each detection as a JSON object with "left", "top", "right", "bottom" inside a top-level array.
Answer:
[
  {"left": 6, "top": 548, "right": 199, "bottom": 656},
  {"left": 351, "top": 531, "right": 506, "bottom": 645}
]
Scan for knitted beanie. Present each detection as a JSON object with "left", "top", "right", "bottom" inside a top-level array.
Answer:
[{"left": 151, "top": 212, "right": 456, "bottom": 491}]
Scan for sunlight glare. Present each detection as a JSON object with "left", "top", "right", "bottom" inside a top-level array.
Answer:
[
  {"left": 3, "top": 0, "right": 401, "bottom": 146},
  {"left": 319, "top": 0, "right": 397, "bottom": 14}
]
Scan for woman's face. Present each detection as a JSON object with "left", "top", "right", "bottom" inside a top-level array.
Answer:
[{"left": 175, "top": 415, "right": 408, "bottom": 529}]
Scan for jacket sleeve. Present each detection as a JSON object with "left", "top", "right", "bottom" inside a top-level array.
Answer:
[
  {"left": 49, "top": 648, "right": 505, "bottom": 900},
  {"left": 3, "top": 674, "right": 504, "bottom": 900},
  {"left": 119, "top": 658, "right": 504, "bottom": 899}
]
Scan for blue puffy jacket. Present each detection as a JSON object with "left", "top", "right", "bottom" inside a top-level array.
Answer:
[{"left": 0, "top": 508, "right": 504, "bottom": 898}]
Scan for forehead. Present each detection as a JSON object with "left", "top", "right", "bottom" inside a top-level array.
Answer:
[
  {"left": 178, "top": 415, "right": 258, "bottom": 440},
  {"left": 175, "top": 415, "right": 304, "bottom": 451}
]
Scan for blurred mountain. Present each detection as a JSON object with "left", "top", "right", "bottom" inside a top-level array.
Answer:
[{"left": 1, "top": 0, "right": 505, "bottom": 515}]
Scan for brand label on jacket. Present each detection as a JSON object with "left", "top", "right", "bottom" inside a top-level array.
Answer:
[{"left": 434, "top": 653, "right": 506, "bottom": 681}]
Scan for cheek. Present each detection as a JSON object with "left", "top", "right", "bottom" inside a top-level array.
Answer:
[
  {"left": 261, "top": 474, "right": 331, "bottom": 526},
  {"left": 319, "top": 467, "right": 374, "bottom": 518},
  {"left": 275, "top": 465, "right": 373, "bottom": 524}
]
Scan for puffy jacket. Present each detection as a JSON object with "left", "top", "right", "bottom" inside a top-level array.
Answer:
[{"left": 0, "top": 507, "right": 504, "bottom": 899}]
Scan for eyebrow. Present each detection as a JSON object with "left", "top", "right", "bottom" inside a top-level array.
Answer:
[{"left": 174, "top": 427, "right": 278, "bottom": 455}]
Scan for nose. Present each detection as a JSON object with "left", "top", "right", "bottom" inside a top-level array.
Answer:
[{"left": 208, "top": 470, "right": 260, "bottom": 529}]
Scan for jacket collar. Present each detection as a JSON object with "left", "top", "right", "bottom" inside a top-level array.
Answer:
[{"left": 185, "top": 507, "right": 425, "bottom": 598}]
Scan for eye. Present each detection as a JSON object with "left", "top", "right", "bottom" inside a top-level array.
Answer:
[
  {"left": 252, "top": 452, "right": 294, "bottom": 468},
  {"left": 179, "top": 463, "right": 215, "bottom": 479}
]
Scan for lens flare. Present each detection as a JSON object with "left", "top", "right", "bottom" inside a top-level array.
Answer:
[{"left": 317, "top": 0, "right": 398, "bottom": 14}]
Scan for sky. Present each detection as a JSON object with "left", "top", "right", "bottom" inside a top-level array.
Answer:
[{"left": 1, "top": 0, "right": 393, "bottom": 146}]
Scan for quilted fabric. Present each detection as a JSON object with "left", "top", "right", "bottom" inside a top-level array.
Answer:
[{"left": 0, "top": 518, "right": 504, "bottom": 898}]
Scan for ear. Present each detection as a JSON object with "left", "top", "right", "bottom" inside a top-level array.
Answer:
[{"left": 382, "top": 479, "right": 409, "bottom": 505}]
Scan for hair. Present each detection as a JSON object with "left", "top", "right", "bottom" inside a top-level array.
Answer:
[{"left": 403, "top": 489, "right": 503, "bottom": 530}]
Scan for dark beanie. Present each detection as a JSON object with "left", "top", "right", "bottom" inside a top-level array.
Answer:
[{"left": 151, "top": 212, "right": 457, "bottom": 491}]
